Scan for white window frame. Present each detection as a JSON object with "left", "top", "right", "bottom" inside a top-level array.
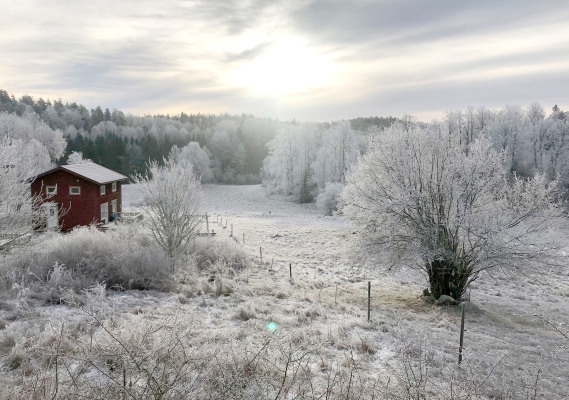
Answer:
[
  {"left": 111, "top": 199, "right": 117, "bottom": 214},
  {"left": 101, "top": 202, "right": 108, "bottom": 223},
  {"left": 112, "top": 182, "right": 117, "bottom": 192},
  {"left": 46, "top": 185, "right": 57, "bottom": 195},
  {"left": 100, "top": 185, "right": 106, "bottom": 195},
  {"left": 69, "top": 186, "right": 81, "bottom": 195}
]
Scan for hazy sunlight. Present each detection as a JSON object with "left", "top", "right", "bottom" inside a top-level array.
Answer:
[{"left": 229, "top": 40, "right": 333, "bottom": 96}]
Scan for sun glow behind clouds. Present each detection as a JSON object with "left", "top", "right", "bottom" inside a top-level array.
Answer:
[{"left": 229, "top": 40, "right": 333, "bottom": 96}]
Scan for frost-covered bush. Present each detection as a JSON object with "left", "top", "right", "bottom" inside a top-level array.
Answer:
[
  {"left": 189, "top": 236, "right": 251, "bottom": 271},
  {"left": 316, "top": 182, "right": 345, "bottom": 215},
  {"left": 5, "top": 224, "right": 173, "bottom": 297}
]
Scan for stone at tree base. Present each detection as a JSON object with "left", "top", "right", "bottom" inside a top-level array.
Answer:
[{"left": 435, "top": 294, "right": 459, "bottom": 305}]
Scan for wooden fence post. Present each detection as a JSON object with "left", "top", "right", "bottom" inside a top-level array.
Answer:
[
  {"left": 459, "top": 302, "right": 465, "bottom": 365},
  {"left": 367, "top": 281, "right": 371, "bottom": 322},
  {"left": 205, "top": 213, "right": 209, "bottom": 235},
  {"left": 335, "top": 284, "right": 338, "bottom": 304},
  {"left": 260, "top": 247, "right": 263, "bottom": 264},
  {"left": 289, "top": 263, "right": 292, "bottom": 279}
]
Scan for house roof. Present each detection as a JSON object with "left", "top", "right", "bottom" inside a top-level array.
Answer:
[{"left": 33, "top": 163, "right": 129, "bottom": 185}]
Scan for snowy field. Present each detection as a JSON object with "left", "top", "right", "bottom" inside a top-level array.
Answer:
[
  {"left": 123, "top": 184, "right": 569, "bottom": 397},
  {"left": 1, "top": 184, "right": 568, "bottom": 398}
]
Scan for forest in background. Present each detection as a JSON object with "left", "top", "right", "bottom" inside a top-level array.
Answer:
[
  {"left": 1, "top": 88, "right": 568, "bottom": 208},
  {"left": 0, "top": 89, "right": 395, "bottom": 184}
]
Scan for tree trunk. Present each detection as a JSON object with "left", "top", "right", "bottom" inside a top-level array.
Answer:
[{"left": 426, "top": 259, "right": 470, "bottom": 300}]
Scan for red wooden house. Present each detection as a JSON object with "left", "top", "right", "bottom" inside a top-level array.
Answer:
[{"left": 31, "top": 163, "right": 128, "bottom": 232}]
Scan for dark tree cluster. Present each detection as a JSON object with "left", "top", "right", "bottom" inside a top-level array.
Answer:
[{"left": 0, "top": 90, "right": 282, "bottom": 181}]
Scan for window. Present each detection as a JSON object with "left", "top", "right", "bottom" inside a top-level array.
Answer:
[
  {"left": 69, "top": 186, "right": 81, "bottom": 195},
  {"left": 111, "top": 199, "right": 117, "bottom": 213},
  {"left": 46, "top": 185, "right": 57, "bottom": 195},
  {"left": 101, "top": 202, "right": 108, "bottom": 223},
  {"left": 112, "top": 182, "right": 117, "bottom": 192},
  {"left": 100, "top": 185, "right": 106, "bottom": 195}
]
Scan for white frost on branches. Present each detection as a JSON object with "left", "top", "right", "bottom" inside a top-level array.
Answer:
[
  {"left": 262, "top": 121, "right": 360, "bottom": 201},
  {"left": 132, "top": 159, "right": 202, "bottom": 269},
  {"left": 169, "top": 142, "right": 214, "bottom": 183},
  {"left": 0, "top": 111, "right": 66, "bottom": 162},
  {"left": 0, "top": 138, "right": 50, "bottom": 232},
  {"left": 66, "top": 151, "right": 92, "bottom": 165},
  {"left": 0, "top": 112, "right": 64, "bottom": 233},
  {"left": 341, "top": 124, "right": 565, "bottom": 296}
]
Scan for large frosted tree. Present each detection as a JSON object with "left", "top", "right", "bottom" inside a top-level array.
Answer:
[{"left": 341, "top": 124, "right": 565, "bottom": 300}]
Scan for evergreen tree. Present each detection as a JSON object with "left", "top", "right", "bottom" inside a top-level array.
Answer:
[{"left": 299, "top": 168, "right": 314, "bottom": 203}]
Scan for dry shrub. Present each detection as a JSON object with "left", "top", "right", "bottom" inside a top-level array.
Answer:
[
  {"left": 4, "top": 225, "right": 173, "bottom": 300},
  {"left": 234, "top": 304, "right": 257, "bottom": 321},
  {"left": 1, "top": 309, "right": 528, "bottom": 400},
  {"left": 190, "top": 236, "right": 251, "bottom": 271}
]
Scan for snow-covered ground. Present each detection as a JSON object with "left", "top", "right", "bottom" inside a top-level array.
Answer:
[
  {"left": 2, "top": 184, "right": 568, "bottom": 398},
  {"left": 128, "top": 184, "right": 569, "bottom": 397}
]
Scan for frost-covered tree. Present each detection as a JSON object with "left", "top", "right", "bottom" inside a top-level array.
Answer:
[
  {"left": 208, "top": 128, "right": 246, "bottom": 183},
  {"left": 262, "top": 123, "right": 319, "bottom": 199},
  {"left": 132, "top": 159, "right": 202, "bottom": 270},
  {"left": 485, "top": 105, "right": 525, "bottom": 173},
  {"left": 313, "top": 121, "right": 360, "bottom": 189},
  {"left": 66, "top": 151, "right": 92, "bottom": 165},
  {"left": 169, "top": 142, "right": 214, "bottom": 182},
  {"left": 0, "top": 111, "right": 66, "bottom": 161},
  {"left": 0, "top": 138, "right": 50, "bottom": 233},
  {"left": 316, "top": 182, "right": 345, "bottom": 216},
  {"left": 0, "top": 112, "right": 60, "bottom": 232},
  {"left": 341, "top": 124, "right": 565, "bottom": 300}
]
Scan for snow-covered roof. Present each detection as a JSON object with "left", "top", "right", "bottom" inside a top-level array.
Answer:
[{"left": 60, "top": 163, "right": 128, "bottom": 184}]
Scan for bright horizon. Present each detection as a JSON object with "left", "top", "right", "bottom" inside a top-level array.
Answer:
[{"left": 1, "top": 0, "right": 568, "bottom": 122}]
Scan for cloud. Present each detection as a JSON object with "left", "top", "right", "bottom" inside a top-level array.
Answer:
[
  {"left": 0, "top": 0, "right": 568, "bottom": 121},
  {"left": 292, "top": 0, "right": 561, "bottom": 45},
  {"left": 225, "top": 42, "right": 273, "bottom": 62}
]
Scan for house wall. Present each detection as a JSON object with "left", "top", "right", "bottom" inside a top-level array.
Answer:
[
  {"left": 99, "top": 181, "right": 123, "bottom": 218},
  {"left": 31, "top": 170, "right": 122, "bottom": 232}
]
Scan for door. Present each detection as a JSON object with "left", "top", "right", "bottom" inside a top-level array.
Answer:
[
  {"left": 45, "top": 203, "right": 58, "bottom": 229},
  {"left": 100, "top": 202, "right": 108, "bottom": 224}
]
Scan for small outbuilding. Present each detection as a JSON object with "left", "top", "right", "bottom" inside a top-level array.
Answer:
[{"left": 31, "top": 163, "right": 128, "bottom": 232}]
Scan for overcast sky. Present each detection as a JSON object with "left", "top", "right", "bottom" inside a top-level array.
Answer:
[{"left": 1, "top": 0, "right": 568, "bottom": 121}]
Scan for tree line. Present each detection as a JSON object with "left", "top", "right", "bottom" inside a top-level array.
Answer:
[
  {"left": 260, "top": 104, "right": 569, "bottom": 213},
  {"left": 0, "top": 89, "right": 396, "bottom": 183}
]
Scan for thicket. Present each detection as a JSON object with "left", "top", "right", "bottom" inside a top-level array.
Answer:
[{"left": 0, "top": 222, "right": 252, "bottom": 304}]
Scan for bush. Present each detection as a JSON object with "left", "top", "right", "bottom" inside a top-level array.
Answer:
[
  {"left": 5, "top": 224, "right": 173, "bottom": 298},
  {"left": 316, "top": 182, "right": 345, "bottom": 215},
  {"left": 189, "top": 236, "right": 251, "bottom": 271}
]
